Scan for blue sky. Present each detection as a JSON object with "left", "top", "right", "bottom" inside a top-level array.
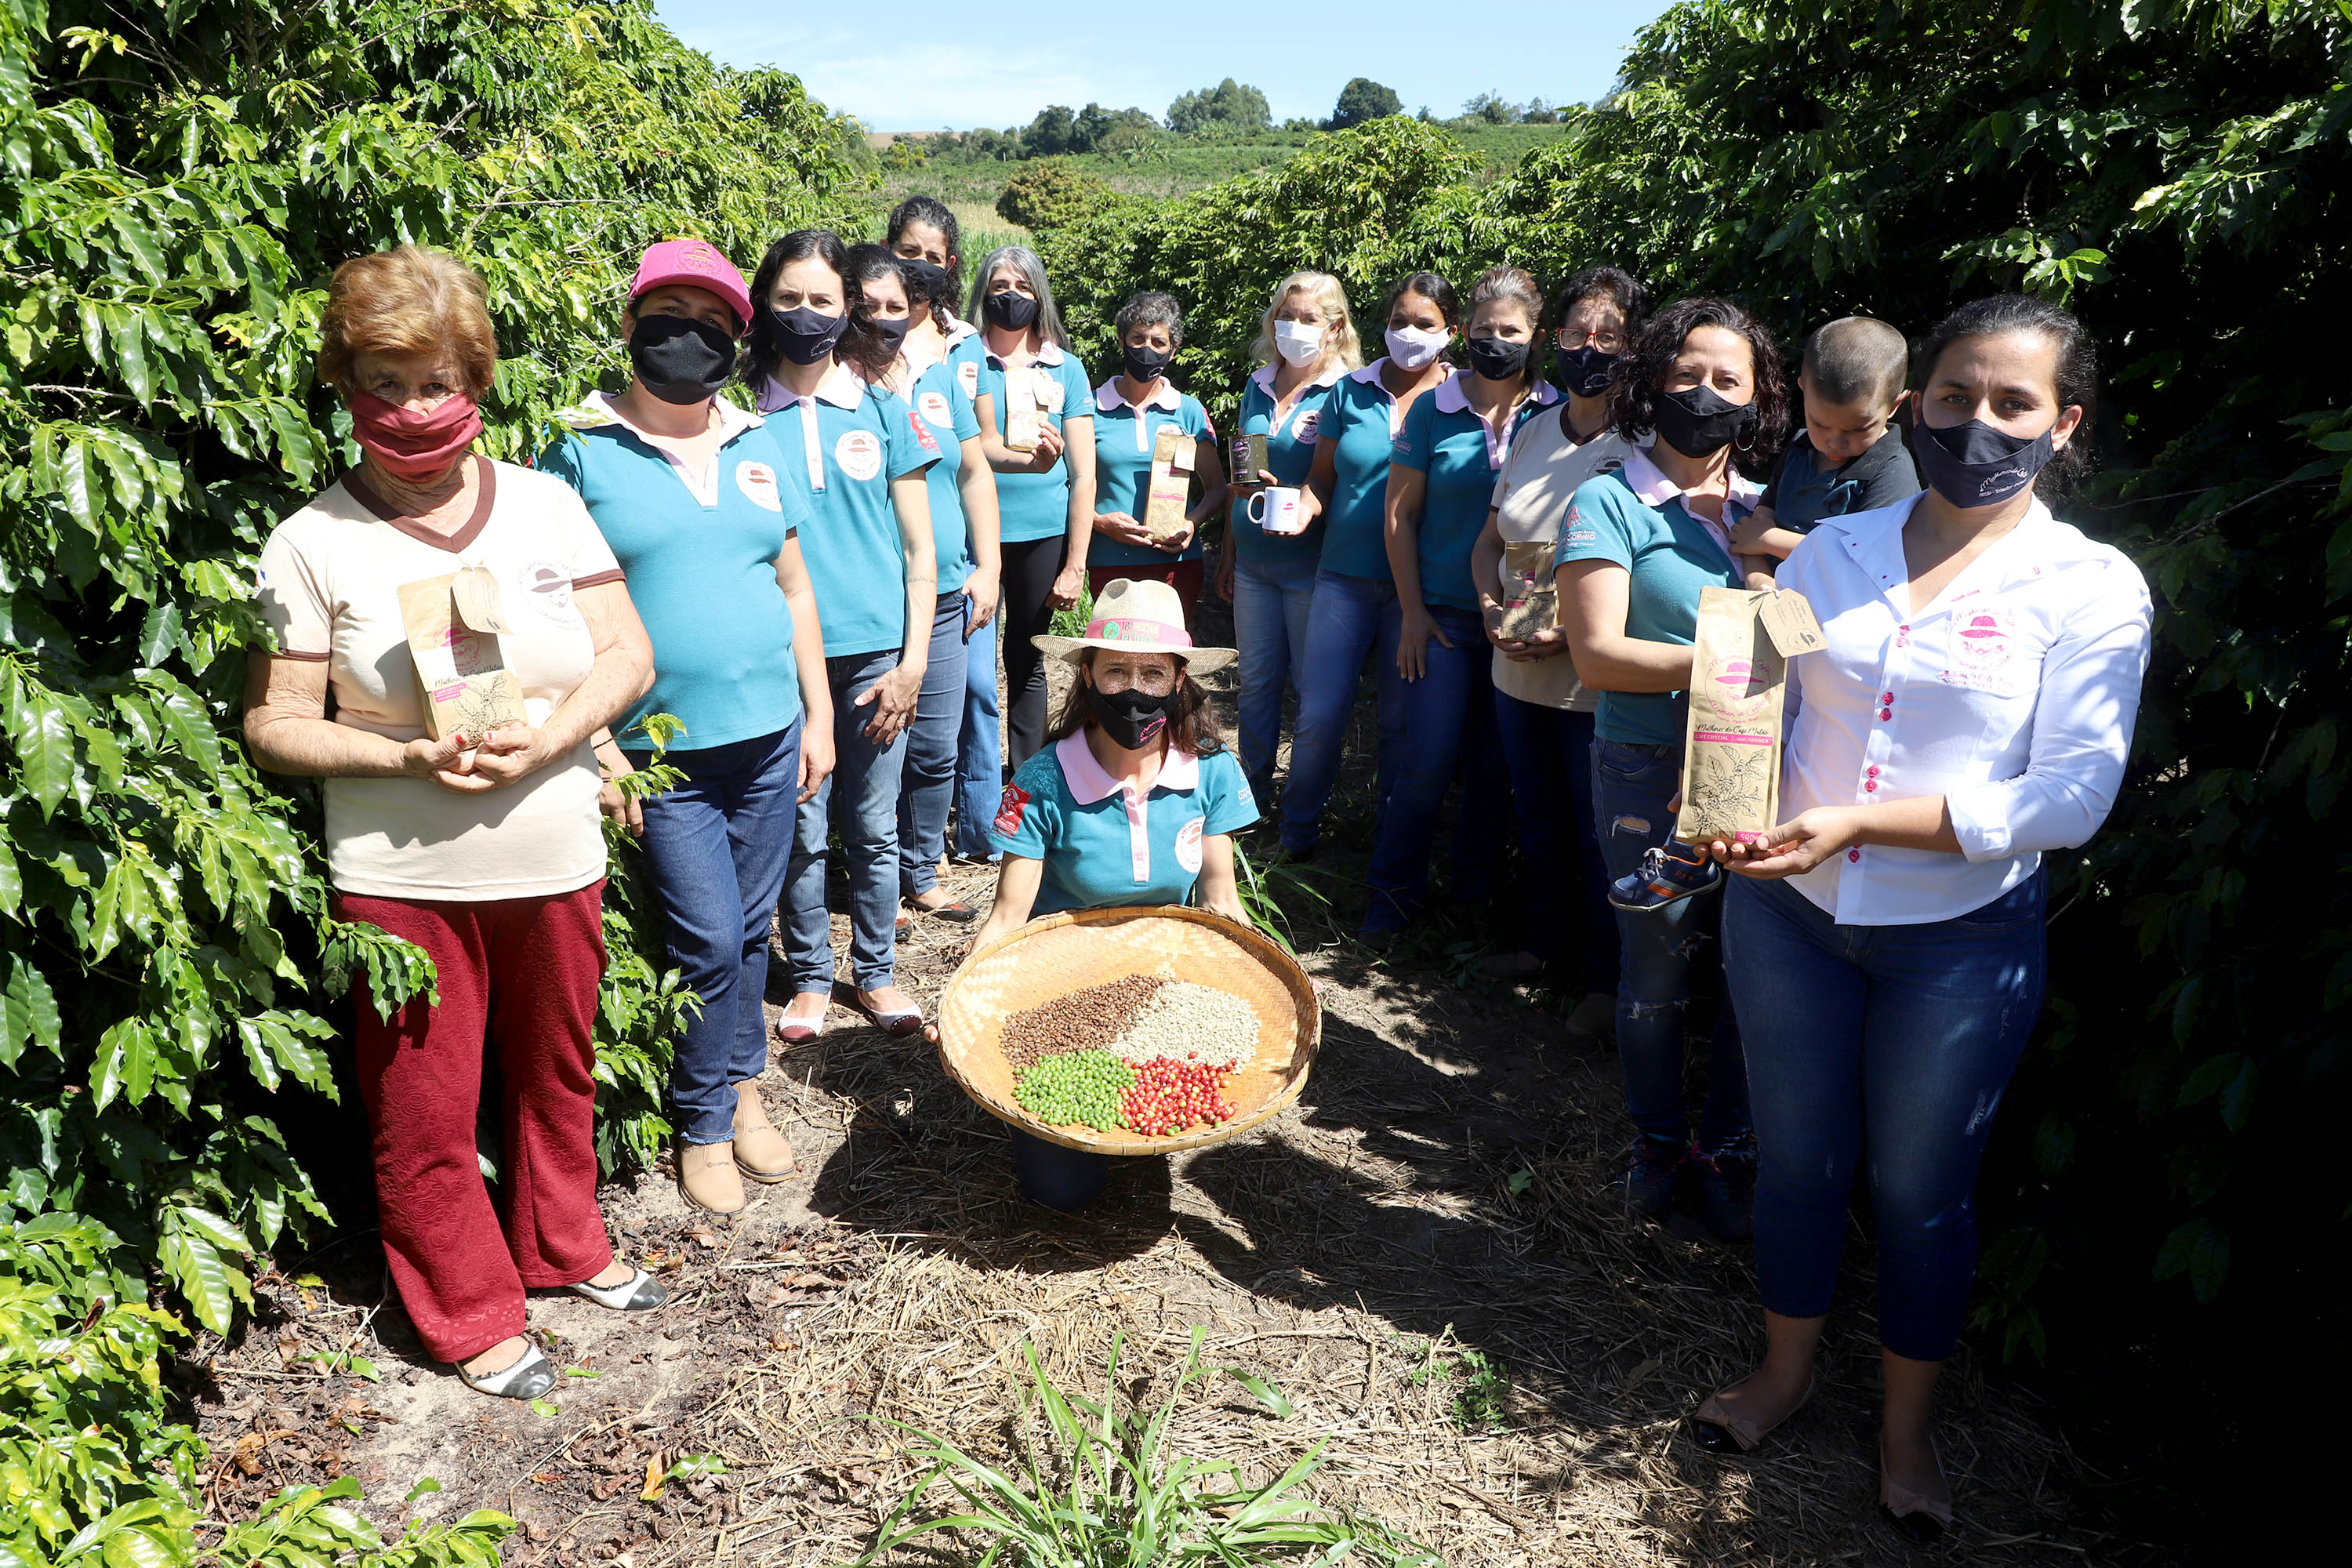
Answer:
[{"left": 653, "top": 2, "right": 1672, "bottom": 133}]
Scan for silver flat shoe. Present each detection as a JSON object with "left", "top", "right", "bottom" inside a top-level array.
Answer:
[
  {"left": 565, "top": 1265, "right": 670, "bottom": 1312},
  {"left": 456, "top": 1343, "right": 557, "bottom": 1401}
]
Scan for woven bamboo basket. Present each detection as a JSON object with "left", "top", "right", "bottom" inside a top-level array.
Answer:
[{"left": 937, "top": 906, "right": 1321, "bottom": 1156}]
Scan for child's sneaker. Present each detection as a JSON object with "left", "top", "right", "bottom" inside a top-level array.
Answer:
[{"left": 1609, "top": 844, "right": 1722, "bottom": 912}]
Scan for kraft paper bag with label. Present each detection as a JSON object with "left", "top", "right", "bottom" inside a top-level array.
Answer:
[
  {"left": 1675, "top": 585, "right": 1809, "bottom": 848},
  {"left": 1004, "top": 366, "right": 1047, "bottom": 452},
  {"left": 397, "top": 568, "right": 527, "bottom": 741},
  {"left": 1495, "top": 541, "right": 1559, "bottom": 641},
  {"left": 1142, "top": 424, "right": 1193, "bottom": 546}
]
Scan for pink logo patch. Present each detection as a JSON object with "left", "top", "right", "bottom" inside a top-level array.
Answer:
[
  {"left": 993, "top": 784, "right": 1031, "bottom": 837},
  {"left": 908, "top": 410, "right": 940, "bottom": 456}
]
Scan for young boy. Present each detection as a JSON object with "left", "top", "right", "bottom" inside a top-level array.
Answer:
[{"left": 1731, "top": 315, "right": 1919, "bottom": 587}]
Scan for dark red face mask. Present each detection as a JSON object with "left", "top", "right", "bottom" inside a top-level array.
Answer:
[{"left": 348, "top": 388, "right": 481, "bottom": 481}]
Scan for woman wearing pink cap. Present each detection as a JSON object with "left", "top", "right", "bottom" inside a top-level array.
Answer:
[
  {"left": 247, "top": 245, "right": 663, "bottom": 1399},
  {"left": 538, "top": 239, "right": 837, "bottom": 1217}
]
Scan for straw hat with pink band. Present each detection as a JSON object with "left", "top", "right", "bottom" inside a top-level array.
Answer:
[
  {"left": 630, "top": 238, "right": 753, "bottom": 334},
  {"left": 1033, "top": 577, "right": 1236, "bottom": 673}
]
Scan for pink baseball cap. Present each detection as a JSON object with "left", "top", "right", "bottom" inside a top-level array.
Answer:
[{"left": 630, "top": 239, "right": 753, "bottom": 333}]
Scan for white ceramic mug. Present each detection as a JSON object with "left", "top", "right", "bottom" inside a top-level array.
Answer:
[{"left": 1247, "top": 485, "right": 1306, "bottom": 535}]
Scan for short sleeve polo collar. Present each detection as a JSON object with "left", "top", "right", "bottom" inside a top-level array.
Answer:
[
  {"left": 1094, "top": 377, "right": 1183, "bottom": 416},
  {"left": 987, "top": 339, "right": 1067, "bottom": 371},
  {"left": 1250, "top": 361, "right": 1346, "bottom": 397},
  {"left": 1054, "top": 731, "right": 1203, "bottom": 884},
  {"left": 561, "top": 391, "right": 765, "bottom": 507},
  {"left": 756, "top": 363, "right": 867, "bottom": 415}
]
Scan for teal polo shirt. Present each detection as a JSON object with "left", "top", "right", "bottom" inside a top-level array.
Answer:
[
  {"left": 758, "top": 367, "right": 937, "bottom": 657},
  {"left": 1089, "top": 378, "right": 1214, "bottom": 568},
  {"left": 1392, "top": 371, "right": 1560, "bottom": 611},
  {"left": 1228, "top": 362, "right": 1343, "bottom": 567},
  {"left": 974, "top": 342, "right": 1092, "bottom": 545},
  {"left": 1316, "top": 360, "right": 1409, "bottom": 581},
  {"left": 538, "top": 394, "right": 808, "bottom": 750},
  {"left": 906, "top": 354, "right": 979, "bottom": 595},
  {"left": 990, "top": 732, "right": 1259, "bottom": 913},
  {"left": 1552, "top": 448, "right": 1763, "bottom": 746}
]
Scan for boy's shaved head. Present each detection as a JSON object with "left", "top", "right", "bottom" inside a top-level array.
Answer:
[{"left": 1802, "top": 316, "right": 1910, "bottom": 409}]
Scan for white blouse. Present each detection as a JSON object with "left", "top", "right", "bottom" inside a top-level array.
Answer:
[{"left": 1776, "top": 493, "right": 2153, "bottom": 926}]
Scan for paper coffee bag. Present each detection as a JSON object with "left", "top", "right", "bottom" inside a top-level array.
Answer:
[
  {"left": 1676, "top": 586, "right": 1788, "bottom": 848},
  {"left": 1495, "top": 541, "right": 1559, "bottom": 641},
  {"left": 1142, "top": 424, "right": 1193, "bottom": 546},
  {"left": 397, "top": 570, "right": 526, "bottom": 742},
  {"left": 1004, "top": 366, "right": 1047, "bottom": 452}
]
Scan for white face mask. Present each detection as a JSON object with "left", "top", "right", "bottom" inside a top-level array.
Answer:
[
  {"left": 1272, "top": 319, "right": 1327, "bottom": 366},
  {"left": 1384, "top": 325, "right": 1449, "bottom": 371}
]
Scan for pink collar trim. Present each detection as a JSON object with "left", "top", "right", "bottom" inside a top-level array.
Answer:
[
  {"left": 1056, "top": 731, "right": 1200, "bottom": 805},
  {"left": 757, "top": 362, "right": 866, "bottom": 415},
  {"left": 1095, "top": 377, "right": 1182, "bottom": 415},
  {"left": 1251, "top": 361, "right": 1345, "bottom": 397},
  {"left": 988, "top": 339, "right": 1065, "bottom": 369},
  {"left": 1619, "top": 446, "right": 1764, "bottom": 510}
]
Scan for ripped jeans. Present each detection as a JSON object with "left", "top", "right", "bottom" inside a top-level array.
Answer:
[
  {"left": 1592, "top": 739, "right": 1748, "bottom": 1155},
  {"left": 1723, "top": 871, "right": 2047, "bottom": 1361}
]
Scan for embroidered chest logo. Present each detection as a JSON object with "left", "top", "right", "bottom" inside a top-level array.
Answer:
[
  {"left": 519, "top": 560, "right": 579, "bottom": 623},
  {"left": 993, "top": 783, "right": 1032, "bottom": 837},
  {"left": 1174, "top": 815, "right": 1205, "bottom": 874},
  {"left": 735, "top": 459, "right": 783, "bottom": 512},
  {"left": 957, "top": 360, "right": 979, "bottom": 398},
  {"left": 917, "top": 390, "right": 953, "bottom": 430},
  {"left": 1954, "top": 610, "right": 2014, "bottom": 670},
  {"left": 834, "top": 430, "right": 884, "bottom": 482},
  {"left": 1293, "top": 409, "right": 1319, "bottom": 443}
]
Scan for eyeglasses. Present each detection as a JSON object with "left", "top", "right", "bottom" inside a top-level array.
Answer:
[
  {"left": 1559, "top": 328, "right": 1628, "bottom": 355},
  {"left": 1092, "top": 662, "right": 1177, "bottom": 696}
]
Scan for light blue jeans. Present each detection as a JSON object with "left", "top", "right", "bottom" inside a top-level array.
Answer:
[
  {"left": 952, "top": 604, "right": 1002, "bottom": 861},
  {"left": 897, "top": 593, "right": 970, "bottom": 897},
  {"left": 1231, "top": 552, "right": 1318, "bottom": 799},
  {"left": 781, "top": 648, "right": 908, "bottom": 993},
  {"left": 1279, "top": 569, "right": 1404, "bottom": 855}
]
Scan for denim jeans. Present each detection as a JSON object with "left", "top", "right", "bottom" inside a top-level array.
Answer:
[
  {"left": 952, "top": 603, "right": 1003, "bottom": 860},
  {"left": 1494, "top": 695, "right": 1618, "bottom": 993},
  {"left": 624, "top": 724, "right": 802, "bottom": 1145},
  {"left": 1724, "top": 871, "right": 2047, "bottom": 1362},
  {"left": 781, "top": 649, "right": 909, "bottom": 992},
  {"left": 1363, "top": 603, "right": 1508, "bottom": 933},
  {"left": 1592, "top": 738, "right": 1748, "bottom": 1153},
  {"left": 897, "top": 593, "right": 970, "bottom": 898},
  {"left": 1231, "top": 552, "right": 1318, "bottom": 799},
  {"left": 1280, "top": 569, "right": 1405, "bottom": 855}
]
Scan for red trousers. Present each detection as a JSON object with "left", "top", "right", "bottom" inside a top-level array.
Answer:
[
  {"left": 1089, "top": 559, "right": 1203, "bottom": 625},
  {"left": 338, "top": 880, "right": 613, "bottom": 1363}
]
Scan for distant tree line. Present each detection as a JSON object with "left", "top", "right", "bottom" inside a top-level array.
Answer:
[{"left": 919, "top": 76, "right": 1541, "bottom": 165}]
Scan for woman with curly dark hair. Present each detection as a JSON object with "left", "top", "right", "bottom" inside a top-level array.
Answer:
[
  {"left": 749, "top": 230, "right": 941, "bottom": 1042},
  {"left": 1553, "top": 295, "right": 1788, "bottom": 1243}
]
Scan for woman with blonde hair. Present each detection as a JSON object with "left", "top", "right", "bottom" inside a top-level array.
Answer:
[
  {"left": 1214, "top": 270, "right": 1362, "bottom": 800},
  {"left": 246, "top": 244, "right": 664, "bottom": 1398}
]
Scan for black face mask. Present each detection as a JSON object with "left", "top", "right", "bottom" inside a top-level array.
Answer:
[
  {"left": 629, "top": 314, "right": 737, "bottom": 405},
  {"left": 1121, "top": 343, "right": 1174, "bottom": 383},
  {"left": 1913, "top": 417, "right": 2056, "bottom": 509},
  {"left": 1082, "top": 680, "right": 1173, "bottom": 751},
  {"left": 1555, "top": 345, "right": 1622, "bottom": 399},
  {"left": 866, "top": 313, "right": 913, "bottom": 354},
  {"left": 761, "top": 303, "right": 848, "bottom": 366},
  {"left": 983, "top": 289, "right": 1039, "bottom": 332},
  {"left": 1465, "top": 336, "right": 1530, "bottom": 382},
  {"left": 1652, "top": 383, "right": 1758, "bottom": 458},
  {"left": 898, "top": 257, "right": 951, "bottom": 310}
]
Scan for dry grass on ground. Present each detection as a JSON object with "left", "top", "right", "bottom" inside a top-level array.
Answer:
[{"left": 174, "top": 604, "right": 2129, "bottom": 1566}]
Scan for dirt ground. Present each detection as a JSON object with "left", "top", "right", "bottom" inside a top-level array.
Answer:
[{"left": 174, "top": 608, "right": 2136, "bottom": 1566}]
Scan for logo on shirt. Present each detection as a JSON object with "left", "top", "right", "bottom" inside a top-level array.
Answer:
[
  {"left": 957, "top": 360, "right": 979, "bottom": 398},
  {"left": 735, "top": 459, "right": 784, "bottom": 512},
  {"left": 519, "top": 559, "right": 580, "bottom": 624},
  {"left": 834, "top": 429, "right": 884, "bottom": 482},
  {"left": 1175, "top": 815, "right": 1205, "bottom": 873},
  {"left": 1940, "top": 607, "right": 2031, "bottom": 694},
  {"left": 1293, "top": 410, "right": 1319, "bottom": 443},
  {"left": 907, "top": 409, "right": 941, "bottom": 456},
  {"left": 917, "top": 391, "right": 953, "bottom": 430},
  {"left": 993, "top": 783, "right": 1032, "bottom": 837}
]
